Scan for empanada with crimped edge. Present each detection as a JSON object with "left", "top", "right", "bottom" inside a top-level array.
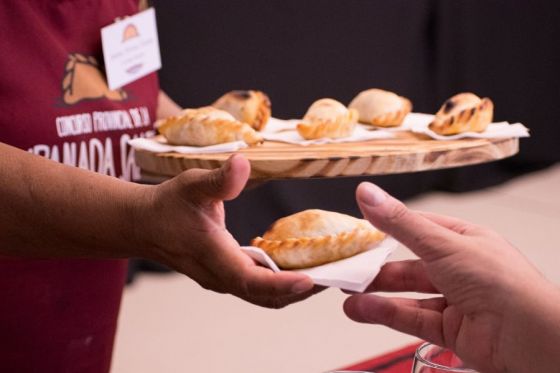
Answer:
[
  {"left": 251, "top": 209, "right": 386, "bottom": 269},
  {"left": 296, "top": 98, "right": 358, "bottom": 140},
  {"left": 429, "top": 93, "right": 494, "bottom": 135},
  {"left": 156, "top": 106, "right": 263, "bottom": 146},
  {"left": 212, "top": 90, "right": 272, "bottom": 131},
  {"left": 349, "top": 88, "right": 412, "bottom": 127}
]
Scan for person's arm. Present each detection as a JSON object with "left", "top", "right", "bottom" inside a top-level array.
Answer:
[
  {"left": 0, "top": 141, "right": 144, "bottom": 258},
  {"left": 344, "top": 182, "right": 560, "bottom": 373},
  {"left": 0, "top": 143, "right": 314, "bottom": 308},
  {"left": 156, "top": 90, "right": 182, "bottom": 119}
]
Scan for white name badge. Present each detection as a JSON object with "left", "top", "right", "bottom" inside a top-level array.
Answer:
[{"left": 101, "top": 7, "right": 162, "bottom": 90}]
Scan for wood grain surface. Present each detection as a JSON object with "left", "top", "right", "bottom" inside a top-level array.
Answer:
[{"left": 134, "top": 132, "right": 519, "bottom": 180}]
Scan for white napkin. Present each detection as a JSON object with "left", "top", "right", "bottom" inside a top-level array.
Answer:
[
  {"left": 241, "top": 236, "right": 398, "bottom": 292},
  {"left": 360, "top": 115, "right": 419, "bottom": 132},
  {"left": 264, "top": 117, "right": 300, "bottom": 133},
  {"left": 405, "top": 113, "right": 530, "bottom": 140},
  {"left": 128, "top": 136, "right": 247, "bottom": 154},
  {"left": 262, "top": 124, "right": 395, "bottom": 145}
]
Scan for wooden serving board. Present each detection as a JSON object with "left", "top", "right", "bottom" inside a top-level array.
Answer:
[{"left": 134, "top": 132, "right": 519, "bottom": 180}]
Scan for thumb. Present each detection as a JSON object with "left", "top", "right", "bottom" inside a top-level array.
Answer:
[
  {"left": 356, "top": 182, "right": 458, "bottom": 260},
  {"left": 178, "top": 154, "right": 251, "bottom": 202}
]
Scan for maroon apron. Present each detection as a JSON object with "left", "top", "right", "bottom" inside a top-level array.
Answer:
[{"left": 0, "top": 1, "right": 159, "bottom": 371}]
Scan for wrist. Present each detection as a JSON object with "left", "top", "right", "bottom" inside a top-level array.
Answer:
[{"left": 128, "top": 183, "right": 161, "bottom": 260}]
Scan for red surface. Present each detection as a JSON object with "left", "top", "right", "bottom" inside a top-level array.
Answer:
[{"left": 337, "top": 342, "right": 423, "bottom": 373}]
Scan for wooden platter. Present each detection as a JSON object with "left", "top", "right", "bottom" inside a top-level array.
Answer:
[{"left": 134, "top": 132, "right": 519, "bottom": 180}]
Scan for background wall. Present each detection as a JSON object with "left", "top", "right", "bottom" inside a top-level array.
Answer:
[{"left": 151, "top": 0, "right": 560, "bottom": 244}]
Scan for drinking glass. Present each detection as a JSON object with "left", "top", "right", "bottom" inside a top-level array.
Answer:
[{"left": 412, "top": 343, "right": 478, "bottom": 372}]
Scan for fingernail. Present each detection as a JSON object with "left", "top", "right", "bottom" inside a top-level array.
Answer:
[
  {"left": 359, "top": 183, "right": 387, "bottom": 206},
  {"left": 292, "top": 279, "right": 313, "bottom": 294}
]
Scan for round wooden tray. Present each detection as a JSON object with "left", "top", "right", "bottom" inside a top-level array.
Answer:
[{"left": 134, "top": 132, "right": 519, "bottom": 180}]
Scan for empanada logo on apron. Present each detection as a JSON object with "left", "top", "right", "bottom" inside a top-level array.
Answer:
[{"left": 61, "top": 53, "right": 128, "bottom": 105}]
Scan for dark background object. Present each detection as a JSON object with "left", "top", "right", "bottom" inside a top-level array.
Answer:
[{"left": 128, "top": 0, "right": 560, "bottom": 281}]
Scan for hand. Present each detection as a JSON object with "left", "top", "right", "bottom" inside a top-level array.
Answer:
[
  {"left": 137, "top": 155, "right": 315, "bottom": 308},
  {"left": 343, "top": 182, "right": 560, "bottom": 373}
]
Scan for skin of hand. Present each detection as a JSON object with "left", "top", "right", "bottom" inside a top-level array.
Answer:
[
  {"left": 156, "top": 90, "right": 183, "bottom": 119},
  {"left": 0, "top": 140, "right": 314, "bottom": 308},
  {"left": 134, "top": 153, "right": 316, "bottom": 308},
  {"left": 343, "top": 182, "right": 560, "bottom": 373}
]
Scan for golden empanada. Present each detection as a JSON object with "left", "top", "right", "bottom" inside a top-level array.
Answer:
[
  {"left": 348, "top": 88, "right": 412, "bottom": 127},
  {"left": 251, "top": 209, "right": 386, "bottom": 269},
  {"left": 156, "top": 106, "right": 263, "bottom": 146},
  {"left": 296, "top": 98, "right": 358, "bottom": 140},
  {"left": 429, "top": 93, "right": 494, "bottom": 135},
  {"left": 212, "top": 90, "right": 271, "bottom": 131}
]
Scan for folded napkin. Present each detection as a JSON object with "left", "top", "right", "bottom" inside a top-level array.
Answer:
[
  {"left": 241, "top": 236, "right": 398, "bottom": 292},
  {"left": 263, "top": 117, "right": 301, "bottom": 133},
  {"left": 128, "top": 136, "right": 247, "bottom": 154},
  {"left": 362, "top": 116, "right": 417, "bottom": 132},
  {"left": 405, "top": 113, "right": 530, "bottom": 140},
  {"left": 262, "top": 123, "right": 395, "bottom": 145}
]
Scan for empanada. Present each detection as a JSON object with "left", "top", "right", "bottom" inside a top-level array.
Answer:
[
  {"left": 251, "top": 209, "right": 386, "bottom": 269},
  {"left": 212, "top": 90, "right": 271, "bottom": 131},
  {"left": 429, "top": 93, "right": 494, "bottom": 135},
  {"left": 156, "top": 106, "right": 263, "bottom": 146},
  {"left": 349, "top": 88, "right": 412, "bottom": 127},
  {"left": 297, "top": 99, "right": 358, "bottom": 140}
]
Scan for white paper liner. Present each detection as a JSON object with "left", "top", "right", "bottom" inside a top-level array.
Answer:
[
  {"left": 262, "top": 124, "right": 395, "bottom": 145},
  {"left": 129, "top": 113, "right": 527, "bottom": 155},
  {"left": 405, "top": 113, "right": 530, "bottom": 140},
  {"left": 128, "top": 136, "right": 247, "bottom": 154},
  {"left": 241, "top": 236, "right": 398, "bottom": 292},
  {"left": 264, "top": 117, "right": 301, "bottom": 133},
  {"left": 358, "top": 114, "right": 419, "bottom": 132}
]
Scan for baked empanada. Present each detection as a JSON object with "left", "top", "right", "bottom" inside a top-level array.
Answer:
[
  {"left": 429, "top": 93, "right": 494, "bottom": 135},
  {"left": 251, "top": 209, "right": 386, "bottom": 269},
  {"left": 212, "top": 90, "right": 271, "bottom": 131},
  {"left": 297, "top": 98, "right": 358, "bottom": 140},
  {"left": 156, "top": 106, "right": 263, "bottom": 146},
  {"left": 349, "top": 88, "right": 412, "bottom": 127}
]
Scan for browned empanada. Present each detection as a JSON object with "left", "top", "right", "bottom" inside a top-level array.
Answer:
[
  {"left": 156, "top": 106, "right": 263, "bottom": 146},
  {"left": 296, "top": 99, "right": 358, "bottom": 140},
  {"left": 212, "top": 90, "right": 271, "bottom": 131},
  {"left": 251, "top": 209, "right": 385, "bottom": 269},
  {"left": 349, "top": 88, "right": 412, "bottom": 127},
  {"left": 429, "top": 93, "right": 494, "bottom": 135}
]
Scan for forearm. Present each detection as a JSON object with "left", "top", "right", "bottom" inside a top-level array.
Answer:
[
  {"left": 0, "top": 142, "right": 149, "bottom": 258},
  {"left": 156, "top": 90, "right": 182, "bottom": 119}
]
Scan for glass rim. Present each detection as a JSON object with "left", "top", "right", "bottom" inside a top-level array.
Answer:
[{"left": 415, "top": 342, "right": 477, "bottom": 372}]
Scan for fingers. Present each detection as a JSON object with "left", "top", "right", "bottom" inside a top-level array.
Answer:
[
  {"left": 356, "top": 182, "right": 459, "bottom": 260},
  {"left": 344, "top": 294, "right": 446, "bottom": 345},
  {"left": 201, "top": 234, "right": 315, "bottom": 299},
  {"left": 365, "top": 260, "right": 439, "bottom": 293},
  {"left": 178, "top": 154, "right": 251, "bottom": 203},
  {"left": 244, "top": 285, "right": 325, "bottom": 309},
  {"left": 240, "top": 264, "right": 315, "bottom": 297}
]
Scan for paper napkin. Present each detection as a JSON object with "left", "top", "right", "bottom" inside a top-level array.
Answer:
[
  {"left": 405, "top": 113, "right": 530, "bottom": 140},
  {"left": 128, "top": 136, "right": 247, "bottom": 154},
  {"left": 241, "top": 236, "right": 399, "bottom": 293},
  {"left": 262, "top": 123, "right": 395, "bottom": 145}
]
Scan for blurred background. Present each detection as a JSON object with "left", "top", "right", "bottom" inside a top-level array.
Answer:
[{"left": 119, "top": 1, "right": 560, "bottom": 372}]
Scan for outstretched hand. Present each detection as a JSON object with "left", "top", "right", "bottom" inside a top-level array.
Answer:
[
  {"left": 139, "top": 155, "right": 315, "bottom": 308},
  {"left": 344, "top": 182, "right": 560, "bottom": 373}
]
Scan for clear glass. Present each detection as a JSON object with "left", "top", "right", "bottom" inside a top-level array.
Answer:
[{"left": 412, "top": 343, "right": 478, "bottom": 372}]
